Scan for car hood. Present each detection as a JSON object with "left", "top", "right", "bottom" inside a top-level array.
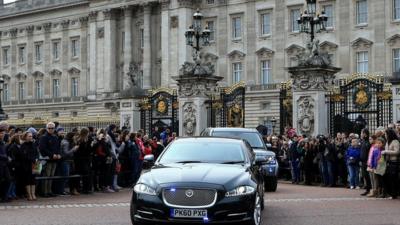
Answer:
[
  {"left": 253, "top": 148, "right": 276, "bottom": 157},
  {"left": 140, "top": 163, "right": 252, "bottom": 189}
]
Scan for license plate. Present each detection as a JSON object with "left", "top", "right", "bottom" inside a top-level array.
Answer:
[{"left": 172, "top": 209, "right": 207, "bottom": 218}]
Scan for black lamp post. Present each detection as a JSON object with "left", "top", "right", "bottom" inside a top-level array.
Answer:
[
  {"left": 271, "top": 117, "right": 277, "bottom": 135},
  {"left": 0, "top": 77, "right": 7, "bottom": 121},
  {"left": 185, "top": 9, "right": 211, "bottom": 60},
  {"left": 297, "top": 0, "right": 328, "bottom": 42}
]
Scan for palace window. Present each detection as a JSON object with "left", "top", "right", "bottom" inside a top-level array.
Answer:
[
  {"left": 35, "top": 42, "right": 43, "bottom": 63},
  {"left": 395, "top": 0, "right": 400, "bottom": 20},
  {"left": 323, "top": 5, "right": 334, "bottom": 28},
  {"left": 206, "top": 21, "right": 215, "bottom": 42},
  {"left": 52, "top": 40, "right": 60, "bottom": 60},
  {"left": 261, "top": 60, "right": 271, "bottom": 84},
  {"left": 53, "top": 79, "right": 60, "bottom": 98},
  {"left": 18, "top": 46, "right": 26, "bottom": 64},
  {"left": 232, "top": 17, "right": 242, "bottom": 40},
  {"left": 206, "top": 0, "right": 214, "bottom": 4},
  {"left": 356, "top": 0, "right": 368, "bottom": 25},
  {"left": 35, "top": 80, "right": 44, "bottom": 99},
  {"left": 3, "top": 83, "right": 9, "bottom": 102},
  {"left": 356, "top": 51, "right": 369, "bottom": 73},
  {"left": 71, "top": 38, "right": 80, "bottom": 58},
  {"left": 291, "top": 9, "right": 301, "bottom": 32},
  {"left": 232, "top": 62, "right": 242, "bottom": 83},
  {"left": 394, "top": 48, "right": 400, "bottom": 73},
  {"left": 2, "top": 47, "right": 9, "bottom": 66},
  {"left": 18, "top": 82, "right": 25, "bottom": 100},
  {"left": 71, "top": 78, "right": 79, "bottom": 97},
  {"left": 261, "top": 13, "right": 271, "bottom": 36}
]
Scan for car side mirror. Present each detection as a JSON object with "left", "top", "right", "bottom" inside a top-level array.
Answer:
[
  {"left": 143, "top": 154, "right": 155, "bottom": 168},
  {"left": 255, "top": 156, "right": 267, "bottom": 166}
]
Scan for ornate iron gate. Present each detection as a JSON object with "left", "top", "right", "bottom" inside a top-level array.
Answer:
[
  {"left": 328, "top": 74, "right": 392, "bottom": 136},
  {"left": 208, "top": 82, "right": 246, "bottom": 128},
  {"left": 139, "top": 88, "right": 179, "bottom": 136},
  {"left": 279, "top": 80, "right": 293, "bottom": 135}
]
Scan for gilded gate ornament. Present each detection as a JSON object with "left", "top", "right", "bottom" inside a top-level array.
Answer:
[
  {"left": 228, "top": 102, "right": 244, "bottom": 127},
  {"left": 353, "top": 83, "right": 371, "bottom": 110},
  {"left": 156, "top": 96, "right": 168, "bottom": 114}
]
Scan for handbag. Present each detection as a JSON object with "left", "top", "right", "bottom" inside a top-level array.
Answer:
[
  {"left": 375, "top": 156, "right": 387, "bottom": 176},
  {"left": 32, "top": 160, "right": 42, "bottom": 175},
  {"left": 115, "top": 160, "right": 121, "bottom": 174}
]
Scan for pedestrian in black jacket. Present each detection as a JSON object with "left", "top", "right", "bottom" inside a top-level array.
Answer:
[
  {"left": 74, "top": 128, "right": 93, "bottom": 194},
  {"left": 19, "top": 132, "right": 39, "bottom": 201},
  {"left": 359, "top": 128, "right": 372, "bottom": 196},
  {"left": 38, "top": 122, "right": 61, "bottom": 197},
  {"left": 0, "top": 128, "right": 11, "bottom": 202}
]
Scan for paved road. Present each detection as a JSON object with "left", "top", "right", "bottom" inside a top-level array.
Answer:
[{"left": 0, "top": 183, "right": 399, "bottom": 225}]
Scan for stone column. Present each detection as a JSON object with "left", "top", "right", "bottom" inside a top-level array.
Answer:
[
  {"left": 61, "top": 20, "right": 70, "bottom": 97},
  {"left": 177, "top": 0, "right": 193, "bottom": 68},
  {"left": 43, "top": 23, "right": 52, "bottom": 97},
  {"left": 103, "top": 9, "right": 117, "bottom": 93},
  {"left": 288, "top": 61, "right": 341, "bottom": 137},
  {"left": 26, "top": 26, "right": 34, "bottom": 97},
  {"left": 173, "top": 62, "right": 223, "bottom": 137},
  {"left": 160, "top": 0, "right": 170, "bottom": 86},
  {"left": 79, "top": 16, "right": 89, "bottom": 97},
  {"left": 142, "top": 4, "right": 152, "bottom": 89},
  {"left": 88, "top": 11, "right": 98, "bottom": 99},
  {"left": 122, "top": 6, "right": 133, "bottom": 90},
  {"left": 9, "top": 28, "right": 17, "bottom": 100}
]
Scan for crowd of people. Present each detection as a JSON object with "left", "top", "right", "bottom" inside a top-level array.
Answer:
[
  {"left": 0, "top": 122, "right": 177, "bottom": 203},
  {"left": 268, "top": 125, "right": 400, "bottom": 200}
]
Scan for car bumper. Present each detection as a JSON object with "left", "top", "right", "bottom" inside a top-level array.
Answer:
[
  {"left": 262, "top": 163, "right": 279, "bottom": 177},
  {"left": 132, "top": 192, "right": 256, "bottom": 224}
]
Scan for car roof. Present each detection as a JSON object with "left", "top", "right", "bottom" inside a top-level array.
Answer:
[
  {"left": 206, "top": 127, "right": 259, "bottom": 133},
  {"left": 174, "top": 136, "right": 246, "bottom": 144}
]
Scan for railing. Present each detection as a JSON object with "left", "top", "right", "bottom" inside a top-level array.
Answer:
[
  {"left": 0, "top": 0, "right": 87, "bottom": 17},
  {"left": 3, "top": 96, "right": 86, "bottom": 106}
]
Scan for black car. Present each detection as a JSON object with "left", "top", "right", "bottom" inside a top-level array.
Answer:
[
  {"left": 130, "top": 137, "right": 266, "bottom": 225},
  {"left": 201, "top": 128, "right": 279, "bottom": 192}
]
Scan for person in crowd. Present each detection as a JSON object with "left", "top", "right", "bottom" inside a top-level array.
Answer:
[
  {"left": 168, "top": 132, "right": 177, "bottom": 144},
  {"left": 134, "top": 132, "right": 145, "bottom": 182},
  {"left": 381, "top": 128, "right": 400, "bottom": 199},
  {"left": 360, "top": 128, "right": 372, "bottom": 196},
  {"left": 289, "top": 135, "right": 302, "bottom": 184},
  {"left": 0, "top": 127, "right": 10, "bottom": 203},
  {"left": 6, "top": 135, "right": 21, "bottom": 200},
  {"left": 366, "top": 136, "right": 382, "bottom": 197},
  {"left": 74, "top": 128, "right": 93, "bottom": 194},
  {"left": 19, "top": 132, "right": 39, "bottom": 201},
  {"left": 160, "top": 128, "right": 171, "bottom": 146},
  {"left": 117, "top": 130, "right": 131, "bottom": 187},
  {"left": 128, "top": 133, "right": 141, "bottom": 185},
  {"left": 92, "top": 129, "right": 113, "bottom": 193},
  {"left": 271, "top": 136, "right": 280, "bottom": 155},
  {"left": 152, "top": 126, "right": 161, "bottom": 140},
  {"left": 303, "top": 139, "right": 316, "bottom": 185},
  {"left": 106, "top": 124, "right": 122, "bottom": 191},
  {"left": 335, "top": 133, "right": 348, "bottom": 187},
  {"left": 151, "top": 136, "right": 164, "bottom": 161},
  {"left": 39, "top": 122, "right": 61, "bottom": 197},
  {"left": 346, "top": 138, "right": 361, "bottom": 189},
  {"left": 277, "top": 141, "right": 291, "bottom": 180},
  {"left": 60, "top": 132, "right": 79, "bottom": 195},
  {"left": 317, "top": 135, "right": 335, "bottom": 187}
]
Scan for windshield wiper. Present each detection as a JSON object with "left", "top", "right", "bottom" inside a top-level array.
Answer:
[
  {"left": 220, "top": 161, "right": 245, "bottom": 164},
  {"left": 175, "top": 160, "right": 204, "bottom": 164}
]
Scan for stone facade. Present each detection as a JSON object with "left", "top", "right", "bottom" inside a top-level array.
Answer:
[{"left": 0, "top": 0, "right": 399, "bottom": 128}]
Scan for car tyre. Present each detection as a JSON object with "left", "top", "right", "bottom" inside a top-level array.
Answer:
[
  {"left": 130, "top": 194, "right": 144, "bottom": 225},
  {"left": 265, "top": 177, "right": 277, "bottom": 192},
  {"left": 248, "top": 192, "right": 263, "bottom": 225}
]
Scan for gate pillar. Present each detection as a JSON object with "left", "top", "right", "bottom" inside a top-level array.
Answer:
[
  {"left": 288, "top": 41, "right": 341, "bottom": 137},
  {"left": 173, "top": 61, "right": 223, "bottom": 137}
]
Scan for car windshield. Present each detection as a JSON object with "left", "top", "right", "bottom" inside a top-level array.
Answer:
[
  {"left": 212, "top": 131, "right": 265, "bottom": 148},
  {"left": 158, "top": 141, "right": 246, "bottom": 164}
]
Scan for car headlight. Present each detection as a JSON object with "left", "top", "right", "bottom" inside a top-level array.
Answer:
[
  {"left": 134, "top": 183, "right": 157, "bottom": 195},
  {"left": 266, "top": 156, "right": 276, "bottom": 164},
  {"left": 225, "top": 186, "right": 255, "bottom": 197}
]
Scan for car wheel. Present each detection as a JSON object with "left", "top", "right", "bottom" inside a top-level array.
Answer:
[
  {"left": 130, "top": 194, "right": 144, "bottom": 225},
  {"left": 248, "top": 192, "right": 263, "bottom": 225},
  {"left": 265, "top": 176, "right": 277, "bottom": 192}
]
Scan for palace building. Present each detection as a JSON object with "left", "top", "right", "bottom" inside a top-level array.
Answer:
[{"left": 0, "top": 0, "right": 399, "bottom": 130}]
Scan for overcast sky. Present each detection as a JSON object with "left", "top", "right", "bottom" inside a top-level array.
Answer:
[{"left": 4, "top": 0, "right": 16, "bottom": 3}]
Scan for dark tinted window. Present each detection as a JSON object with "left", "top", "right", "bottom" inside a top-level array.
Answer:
[
  {"left": 159, "top": 141, "right": 246, "bottom": 164},
  {"left": 212, "top": 131, "right": 264, "bottom": 148}
]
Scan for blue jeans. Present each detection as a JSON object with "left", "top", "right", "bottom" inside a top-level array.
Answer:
[
  {"left": 291, "top": 160, "right": 300, "bottom": 183},
  {"left": 7, "top": 181, "right": 16, "bottom": 198},
  {"left": 347, "top": 164, "right": 359, "bottom": 187}
]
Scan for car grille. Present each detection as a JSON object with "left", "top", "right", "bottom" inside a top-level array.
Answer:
[{"left": 163, "top": 188, "right": 217, "bottom": 208}]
